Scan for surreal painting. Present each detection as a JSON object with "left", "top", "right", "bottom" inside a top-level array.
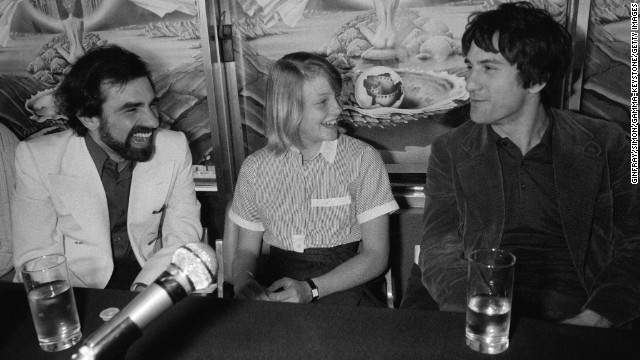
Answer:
[
  {"left": 224, "top": 0, "right": 579, "bottom": 172},
  {"left": 225, "top": 0, "right": 630, "bottom": 173},
  {"left": 0, "top": 0, "right": 632, "bottom": 173},
  {"left": 228, "top": 0, "right": 475, "bottom": 172}
]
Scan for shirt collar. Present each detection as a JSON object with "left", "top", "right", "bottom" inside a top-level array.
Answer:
[
  {"left": 84, "top": 133, "right": 133, "bottom": 175},
  {"left": 488, "top": 115, "right": 554, "bottom": 149},
  {"left": 290, "top": 139, "right": 338, "bottom": 164}
]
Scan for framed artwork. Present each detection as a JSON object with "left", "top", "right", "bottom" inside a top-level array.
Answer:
[{"left": 575, "top": 0, "right": 633, "bottom": 137}]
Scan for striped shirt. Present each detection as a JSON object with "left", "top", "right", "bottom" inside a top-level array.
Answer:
[{"left": 230, "top": 135, "right": 399, "bottom": 253}]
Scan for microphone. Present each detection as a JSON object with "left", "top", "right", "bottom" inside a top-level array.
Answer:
[{"left": 71, "top": 242, "right": 218, "bottom": 360}]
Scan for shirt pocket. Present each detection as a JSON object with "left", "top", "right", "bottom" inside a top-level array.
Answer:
[{"left": 308, "top": 195, "right": 352, "bottom": 235}]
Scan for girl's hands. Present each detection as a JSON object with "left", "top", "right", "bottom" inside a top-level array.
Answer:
[{"left": 267, "top": 277, "right": 312, "bottom": 303}]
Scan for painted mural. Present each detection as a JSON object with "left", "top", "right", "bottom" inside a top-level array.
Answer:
[
  {"left": 224, "top": 0, "right": 580, "bottom": 171},
  {"left": 229, "top": 0, "right": 474, "bottom": 170},
  {"left": 580, "top": 0, "right": 633, "bottom": 137},
  {"left": 227, "top": 0, "right": 632, "bottom": 171},
  {"left": 0, "top": 0, "right": 631, "bottom": 173}
]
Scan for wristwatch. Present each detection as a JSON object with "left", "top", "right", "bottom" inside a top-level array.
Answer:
[{"left": 304, "top": 278, "right": 319, "bottom": 302}]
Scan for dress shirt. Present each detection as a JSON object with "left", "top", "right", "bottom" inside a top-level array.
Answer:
[
  {"left": 489, "top": 121, "right": 586, "bottom": 319},
  {"left": 85, "top": 134, "right": 141, "bottom": 290}
]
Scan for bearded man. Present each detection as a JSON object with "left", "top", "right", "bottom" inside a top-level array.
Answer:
[{"left": 11, "top": 45, "right": 202, "bottom": 291}]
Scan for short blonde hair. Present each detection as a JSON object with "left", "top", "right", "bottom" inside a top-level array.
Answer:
[{"left": 264, "top": 52, "right": 342, "bottom": 154}]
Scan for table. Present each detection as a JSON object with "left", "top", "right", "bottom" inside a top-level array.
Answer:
[{"left": 1, "top": 282, "right": 637, "bottom": 359}]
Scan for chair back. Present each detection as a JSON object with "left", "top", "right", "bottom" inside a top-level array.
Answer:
[{"left": 388, "top": 208, "right": 424, "bottom": 307}]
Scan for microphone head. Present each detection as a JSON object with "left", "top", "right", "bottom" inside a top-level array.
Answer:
[{"left": 171, "top": 242, "right": 217, "bottom": 291}]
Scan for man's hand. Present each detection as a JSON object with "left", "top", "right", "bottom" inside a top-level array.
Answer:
[
  {"left": 267, "top": 277, "right": 312, "bottom": 303},
  {"left": 561, "top": 310, "right": 612, "bottom": 328}
]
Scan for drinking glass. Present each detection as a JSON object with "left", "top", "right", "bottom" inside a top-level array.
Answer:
[
  {"left": 465, "top": 248, "right": 515, "bottom": 354},
  {"left": 21, "top": 254, "right": 82, "bottom": 352}
]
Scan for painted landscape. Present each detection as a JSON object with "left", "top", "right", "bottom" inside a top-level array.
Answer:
[{"left": 0, "top": 0, "right": 632, "bottom": 171}]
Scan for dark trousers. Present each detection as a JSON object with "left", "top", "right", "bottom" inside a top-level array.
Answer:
[{"left": 255, "top": 242, "right": 385, "bottom": 307}]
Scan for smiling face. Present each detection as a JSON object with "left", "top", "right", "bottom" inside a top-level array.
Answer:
[
  {"left": 88, "top": 77, "right": 159, "bottom": 162},
  {"left": 464, "top": 36, "right": 541, "bottom": 128},
  {"left": 297, "top": 76, "right": 342, "bottom": 155}
]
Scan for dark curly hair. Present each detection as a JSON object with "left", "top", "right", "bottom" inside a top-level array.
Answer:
[
  {"left": 55, "top": 45, "right": 153, "bottom": 136},
  {"left": 461, "top": 2, "right": 572, "bottom": 107}
]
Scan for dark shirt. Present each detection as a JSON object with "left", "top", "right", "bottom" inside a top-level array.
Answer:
[
  {"left": 489, "top": 119, "right": 587, "bottom": 321},
  {"left": 85, "top": 134, "right": 141, "bottom": 290}
]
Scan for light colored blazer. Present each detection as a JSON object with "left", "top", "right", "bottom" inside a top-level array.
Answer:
[{"left": 12, "top": 129, "right": 202, "bottom": 289}]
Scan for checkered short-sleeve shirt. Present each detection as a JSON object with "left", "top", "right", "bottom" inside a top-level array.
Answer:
[{"left": 229, "top": 135, "right": 399, "bottom": 253}]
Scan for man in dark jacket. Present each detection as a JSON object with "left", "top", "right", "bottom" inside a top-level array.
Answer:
[{"left": 404, "top": 2, "right": 639, "bottom": 328}]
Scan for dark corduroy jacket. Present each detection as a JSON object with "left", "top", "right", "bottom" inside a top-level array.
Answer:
[{"left": 419, "top": 108, "right": 640, "bottom": 327}]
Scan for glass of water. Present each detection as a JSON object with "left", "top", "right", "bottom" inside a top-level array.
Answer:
[
  {"left": 21, "top": 254, "right": 82, "bottom": 352},
  {"left": 465, "top": 248, "right": 516, "bottom": 355}
]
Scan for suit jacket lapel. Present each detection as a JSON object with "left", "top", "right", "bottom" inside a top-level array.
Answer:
[
  {"left": 48, "top": 136, "right": 111, "bottom": 244},
  {"left": 128, "top": 159, "right": 174, "bottom": 227},
  {"left": 551, "top": 109, "right": 604, "bottom": 276},
  {"left": 457, "top": 124, "right": 505, "bottom": 245}
]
